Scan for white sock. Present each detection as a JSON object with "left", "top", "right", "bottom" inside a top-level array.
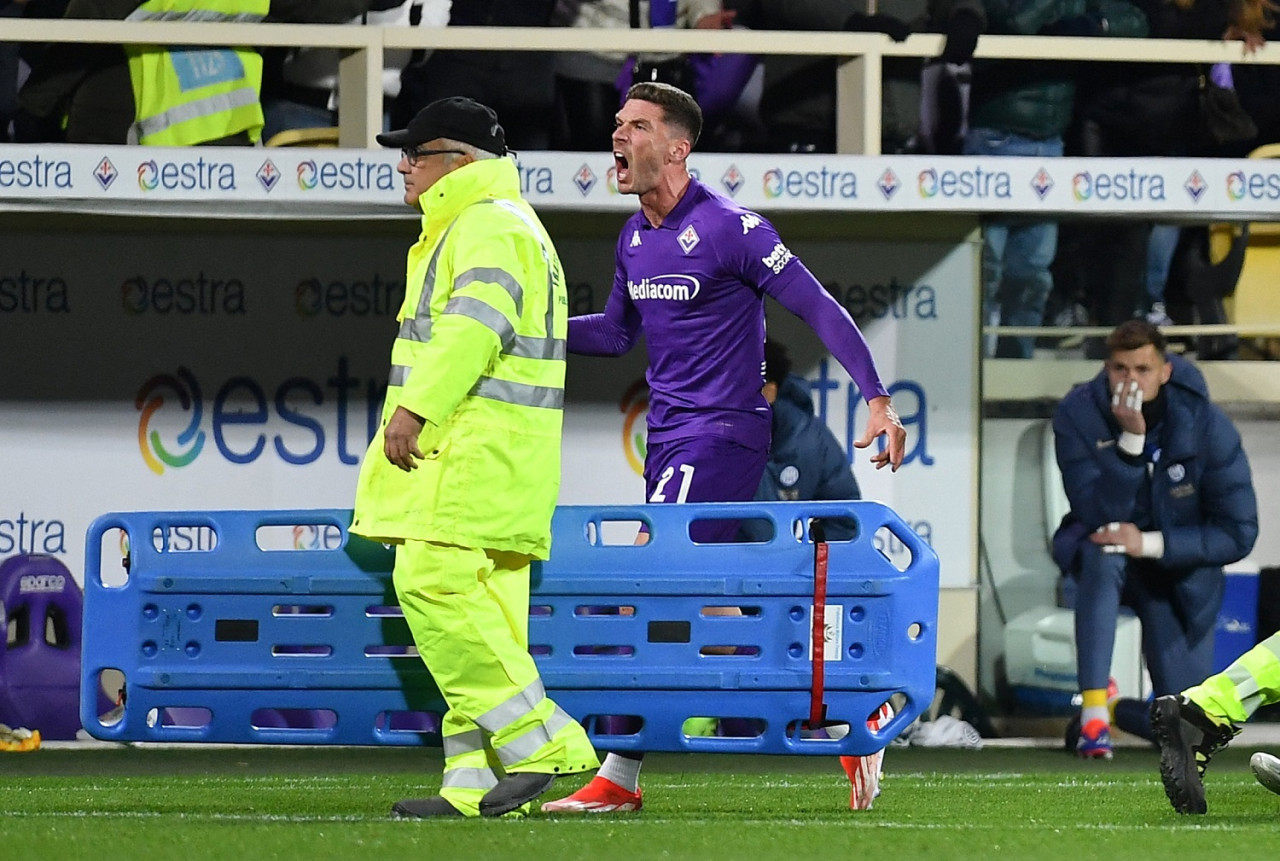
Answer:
[
  {"left": 1081, "top": 704, "right": 1110, "bottom": 728},
  {"left": 597, "top": 753, "right": 643, "bottom": 792}
]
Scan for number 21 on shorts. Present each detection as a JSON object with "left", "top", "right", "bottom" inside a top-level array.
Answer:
[{"left": 650, "top": 463, "right": 695, "bottom": 503}]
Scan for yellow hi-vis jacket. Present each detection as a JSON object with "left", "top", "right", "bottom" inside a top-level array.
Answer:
[
  {"left": 124, "top": 0, "right": 267, "bottom": 145},
  {"left": 351, "top": 157, "right": 569, "bottom": 558}
]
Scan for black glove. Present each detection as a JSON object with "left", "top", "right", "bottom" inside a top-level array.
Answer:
[
  {"left": 1039, "top": 15, "right": 1105, "bottom": 37},
  {"left": 843, "top": 12, "right": 911, "bottom": 42},
  {"left": 940, "top": 10, "right": 982, "bottom": 64}
]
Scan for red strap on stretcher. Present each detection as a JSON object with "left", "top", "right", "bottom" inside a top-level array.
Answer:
[{"left": 809, "top": 523, "right": 829, "bottom": 728}]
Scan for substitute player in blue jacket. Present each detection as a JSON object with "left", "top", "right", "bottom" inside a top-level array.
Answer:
[
  {"left": 1052, "top": 320, "right": 1257, "bottom": 761},
  {"left": 545, "top": 81, "right": 906, "bottom": 814}
]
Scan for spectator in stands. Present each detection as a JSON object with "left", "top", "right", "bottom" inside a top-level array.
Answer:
[
  {"left": 17, "top": 0, "right": 366, "bottom": 144},
  {"left": 1052, "top": 0, "right": 1272, "bottom": 354},
  {"left": 550, "top": 0, "right": 734, "bottom": 152},
  {"left": 967, "top": 0, "right": 1147, "bottom": 359},
  {"left": 260, "top": 1, "right": 447, "bottom": 144},
  {"left": 0, "top": 0, "right": 29, "bottom": 142},
  {"left": 1051, "top": 320, "right": 1257, "bottom": 760},
  {"left": 392, "top": 1, "right": 556, "bottom": 151},
  {"left": 746, "top": 0, "right": 985, "bottom": 154},
  {"left": 1152, "top": 630, "right": 1280, "bottom": 814}
]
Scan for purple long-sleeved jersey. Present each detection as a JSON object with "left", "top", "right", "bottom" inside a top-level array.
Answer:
[{"left": 569, "top": 178, "right": 888, "bottom": 446}]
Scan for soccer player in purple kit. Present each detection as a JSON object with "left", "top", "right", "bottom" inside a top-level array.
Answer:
[{"left": 541, "top": 82, "right": 907, "bottom": 814}]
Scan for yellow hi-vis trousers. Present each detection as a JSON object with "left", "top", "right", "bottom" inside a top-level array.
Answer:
[
  {"left": 393, "top": 540, "right": 599, "bottom": 816},
  {"left": 1186, "top": 631, "right": 1280, "bottom": 724}
]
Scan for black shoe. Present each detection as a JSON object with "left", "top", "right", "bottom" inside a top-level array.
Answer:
[
  {"left": 391, "top": 796, "right": 466, "bottom": 818},
  {"left": 478, "top": 771, "right": 556, "bottom": 817},
  {"left": 1150, "top": 695, "right": 1238, "bottom": 815}
]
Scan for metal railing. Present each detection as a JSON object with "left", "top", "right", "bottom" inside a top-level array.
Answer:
[{"left": 4, "top": 19, "right": 1278, "bottom": 150}]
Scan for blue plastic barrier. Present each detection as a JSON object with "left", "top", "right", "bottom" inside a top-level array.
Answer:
[{"left": 81, "top": 502, "right": 938, "bottom": 755}]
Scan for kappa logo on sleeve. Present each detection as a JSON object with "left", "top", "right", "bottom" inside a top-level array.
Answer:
[{"left": 739, "top": 213, "right": 761, "bottom": 234}]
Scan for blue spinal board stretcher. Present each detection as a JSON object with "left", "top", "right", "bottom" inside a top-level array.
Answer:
[{"left": 81, "top": 502, "right": 938, "bottom": 755}]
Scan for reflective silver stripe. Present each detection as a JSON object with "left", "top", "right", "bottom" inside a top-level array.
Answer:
[
  {"left": 1224, "top": 662, "right": 1264, "bottom": 714},
  {"left": 398, "top": 317, "right": 430, "bottom": 344},
  {"left": 495, "top": 706, "right": 577, "bottom": 766},
  {"left": 508, "top": 335, "right": 566, "bottom": 361},
  {"left": 443, "top": 728, "right": 486, "bottom": 760},
  {"left": 472, "top": 377, "right": 564, "bottom": 410},
  {"left": 388, "top": 364, "right": 410, "bottom": 387},
  {"left": 485, "top": 199, "right": 559, "bottom": 349},
  {"left": 441, "top": 766, "right": 499, "bottom": 790},
  {"left": 444, "top": 295, "right": 515, "bottom": 349},
  {"left": 135, "top": 86, "right": 259, "bottom": 139},
  {"left": 454, "top": 267, "right": 524, "bottom": 317},
  {"left": 405, "top": 223, "right": 458, "bottom": 342},
  {"left": 125, "top": 9, "right": 265, "bottom": 21},
  {"left": 475, "top": 679, "right": 545, "bottom": 734}
]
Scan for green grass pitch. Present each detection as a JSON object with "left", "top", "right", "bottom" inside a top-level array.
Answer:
[{"left": 2, "top": 745, "right": 1277, "bottom": 860}]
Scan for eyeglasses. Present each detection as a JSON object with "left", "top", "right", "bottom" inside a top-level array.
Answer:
[{"left": 400, "top": 146, "right": 466, "bottom": 167}]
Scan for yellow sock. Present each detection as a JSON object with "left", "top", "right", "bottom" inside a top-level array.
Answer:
[{"left": 1081, "top": 689, "right": 1109, "bottom": 727}]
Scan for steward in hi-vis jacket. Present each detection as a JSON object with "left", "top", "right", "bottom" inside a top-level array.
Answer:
[
  {"left": 124, "top": 0, "right": 268, "bottom": 145},
  {"left": 351, "top": 97, "right": 598, "bottom": 819}
]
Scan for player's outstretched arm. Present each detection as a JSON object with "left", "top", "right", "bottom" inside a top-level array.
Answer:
[{"left": 853, "top": 395, "right": 906, "bottom": 471}]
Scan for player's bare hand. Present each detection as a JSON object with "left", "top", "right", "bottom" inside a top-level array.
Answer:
[
  {"left": 1089, "top": 520, "right": 1141, "bottom": 557},
  {"left": 1110, "top": 380, "right": 1146, "bottom": 435},
  {"left": 854, "top": 395, "right": 906, "bottom": 472},
  {"left": 383, "top": 406, "right": 426, "bottom": 472}
]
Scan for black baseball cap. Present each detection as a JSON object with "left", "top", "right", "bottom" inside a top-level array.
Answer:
[{"left": 376, "top": 96, "right": 507, "bottom": 155}]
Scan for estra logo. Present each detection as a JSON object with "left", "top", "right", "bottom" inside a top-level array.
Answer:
[
  {"left": 136, "top": 367, "right": 207, "bottom": 475},
  {"left": 134, "top": 360, "right": 387, "bottom": 475},
  {"left": 295, "top": 158, "right": 397, "bottom": 191},
  {"left": 619, "top": 380, "right": 648, "bottom": 477}
]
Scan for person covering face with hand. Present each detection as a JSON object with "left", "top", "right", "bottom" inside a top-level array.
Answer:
[{"left": 1051, "top": 320, "right": 1257, "bottom": 761}]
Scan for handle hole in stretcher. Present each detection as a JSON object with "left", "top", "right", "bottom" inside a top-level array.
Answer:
[
  {"left": 783, "top": 720, "right": 853, "bottom": 741},
  {"left": 375, "top": 710, "right": 442, "bottom": 735},
  {"left": 572, "top": 645, "right": 635, "bottom": 657},
  {"left": 366, "top": 604, "right": 403, "bottom": 617},
  {"left": 272, "top": 604, "right": 334, "bottom": 617},
  {"left": 148, "top": 706, "right": 212, "bottom": 729},
  {"left": 699, "top": 645, "right": 761, "bottom": 656},
  {"left": 683, "top": 717, "right": 766, "bottom": 739},
  {"left": 873, "top": 525, "right": 916, "bottom": 572},
  {"left": 907, "top": 621, "right": 925, "bottom": 641},
  {"left": 530, "top": 605, "right": 553, "bottom": 617},
  {"left": 250, "top": 708, "right": 337, "bottom": 730},
  {"left": 97, "top": 527, "right": 132, "bottom": 588},
  {"left": 588, "top": 714, "right": 644, "bottom": 736},
  {"left": 574, "top": 605, "right": 635, "bottom": 616},
  {"left": 95, "top": 668, "right": 126, "bottom": 726},
  {"left": 151, "top": 524, "right": 218, "bottom": 554},
  {"left": 255, "top": 522, "right": 344, "bottom": 552},
  {"left": 365, "top": 644, "right": 419, "bottom": 658},
  {"left": 529, "top": 644, "right": 551, "bottom": 656},
  {"left": 800, "top": 517, "right": 858, "bottom": 543},
  {"left": 584, "top": 519, "right": 648, "bottom": 546},
  {"left": 700, "top": 605, "right": 761, "bottom": 616},
  {"left": 735, "top": 519, "right": 774, "bottom": 542},
  {"left": 272, "top": 644, "right": 333, "bottom": 657}
]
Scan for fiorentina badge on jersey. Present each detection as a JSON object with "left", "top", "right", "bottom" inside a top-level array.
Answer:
[{"left": 677, "top": 224, "right": 700, "bottom": 254}]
